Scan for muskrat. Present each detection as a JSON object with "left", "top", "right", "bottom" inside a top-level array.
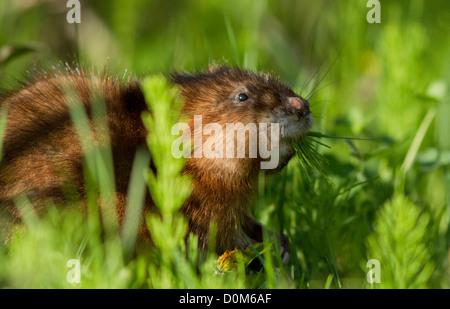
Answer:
[{"left": 0, "top": 64, "right": 312, "bottom": 262}]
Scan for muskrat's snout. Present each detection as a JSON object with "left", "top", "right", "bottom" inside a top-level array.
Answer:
[
  {"left": 288, "top": 96, "right": 311, "bottom": 120},
  {"left": 279, "top": 95, "right": 313, "bottom": 142}
]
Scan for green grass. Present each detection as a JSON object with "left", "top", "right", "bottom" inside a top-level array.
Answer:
[{"left": 0, "top": 0, "right": 449, "bottom": 289}]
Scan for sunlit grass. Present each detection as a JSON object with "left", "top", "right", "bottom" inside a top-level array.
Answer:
[{"left": 0, "top": 0, "right": 449, "bottom": 289}]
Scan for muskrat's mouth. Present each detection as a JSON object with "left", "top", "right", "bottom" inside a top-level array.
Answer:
[
  {"left": 291, "top": 131, "right": 309, "bottom": 143},
  {"left": 280, "top": 113, "right": 313, "bottom": 142},
  {"left": 263, "top": 113, "right": 313, "bottom": 169}
]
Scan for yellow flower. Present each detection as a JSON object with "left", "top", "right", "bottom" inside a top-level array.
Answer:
[{"left": 217, "top": 248, "right": 240, "bottom": 272}]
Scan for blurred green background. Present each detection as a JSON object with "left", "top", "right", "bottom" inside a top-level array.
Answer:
[{"left": 0, "top": 0, "right": 449, "bottom": 288}]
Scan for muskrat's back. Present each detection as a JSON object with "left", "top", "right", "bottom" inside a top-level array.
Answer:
[
  {"left": 0, "top": 65, "right": 313, "bottom": 259},
  {"left": 0, "top": 70, "right": 148, "bottom": 218}
]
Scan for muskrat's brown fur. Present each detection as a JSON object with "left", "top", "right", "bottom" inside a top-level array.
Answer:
[{"left": 0, "top": 65, "right": 312, "bottom": 259}]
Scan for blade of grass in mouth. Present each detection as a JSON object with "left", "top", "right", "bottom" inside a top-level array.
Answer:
[{"left": 291, "top": 131, "right": 374, "bottom": 183}]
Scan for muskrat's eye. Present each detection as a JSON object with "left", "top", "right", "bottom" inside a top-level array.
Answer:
[{"left": 237, "top": 93, "right": 249, "bottom": 102}]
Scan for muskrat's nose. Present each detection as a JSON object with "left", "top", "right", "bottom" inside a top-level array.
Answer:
[{"left": 288, "top": 97, "right": 310, "bottom": 119}]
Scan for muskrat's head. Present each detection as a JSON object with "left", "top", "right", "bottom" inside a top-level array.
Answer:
[{"left": 170, "top": 65, "right": 313, "bottom": 172}]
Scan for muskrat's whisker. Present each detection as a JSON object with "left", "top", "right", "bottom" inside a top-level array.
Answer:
[
  {"left": 310, "top": 112, "right": 323, "bottom": 119},
  {"left": 300, "top": 59, "right": 324, "bottom": 96},
  {"left": 307, "top": 74, "right": 354, "bottom": 101},
  {"left": 305, "top": 51, "right": 341, "bottom": 100}
]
